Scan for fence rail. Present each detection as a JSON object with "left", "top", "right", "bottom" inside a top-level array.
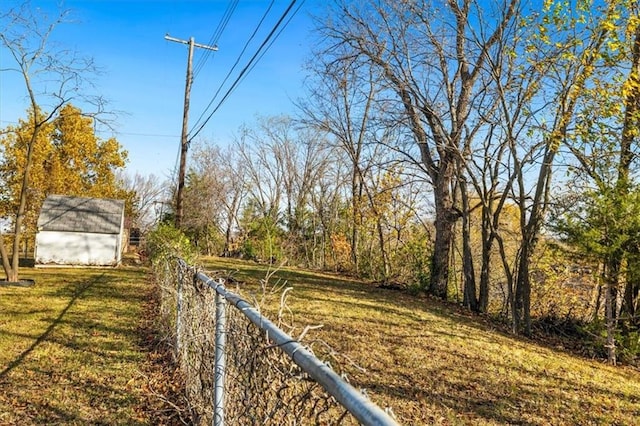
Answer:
[{"left": 153, "top": 256, "right": 399, "bottom": 425}]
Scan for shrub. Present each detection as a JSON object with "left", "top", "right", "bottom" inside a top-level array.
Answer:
[
  {"left": 145, "top": 223, "right": 197, "bottom": 265},
  {"left": 578, "top": 320, "right": 640, "bottom": 365}
]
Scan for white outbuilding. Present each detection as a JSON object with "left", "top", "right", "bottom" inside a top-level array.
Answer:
[{"left": 35, "top": 195, "right": 126, "bottom": 266}]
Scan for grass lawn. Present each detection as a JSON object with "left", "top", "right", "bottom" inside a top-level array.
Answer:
[
  {"left": 0, "top": 265, "right": 173, "bottom": 425},
  {"left": 202, "top": 256, "right": 640, "bottom": 425},
  {"left": 3, "top": 258, "right": 640, "bottom": 425}
]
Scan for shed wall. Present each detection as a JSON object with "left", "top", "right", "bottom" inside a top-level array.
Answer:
[{"left": 35, "top": 231, "right": 120, "bottom": 266}]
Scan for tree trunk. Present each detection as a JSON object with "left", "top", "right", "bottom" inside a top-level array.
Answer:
[
  {"left": 430, "top": 166, "right": 457, "bottom": 298},
  {"left": 461, "top": 217, "right": 478, "bottom": 311},
  {"left": 0, "top": 236, "right": 12, "bottom": 281},
  {"left": 223, "top": 224, "right": 232, "bottom": 257},
  {"left": 478, "top": 214, "right": 492, "bottom": 312},
  {"left": 376, "top": 217, "right": 390, "bottom": 282},
  {"left": 350, "top": 171, "right": 361, "bottom": 274},
  {"left": 617, "top": 21, "right": 640, "bottom": 331},
  {"left": 7, "top": 123, "right": 42, "bottom": 282},
  {"left": 514, "top": 135, "right": 557, "bottom": 335},
  {"left": 430, "top": 221, "right": 453, "bottom": 298},
  {"left": 495, "top": 232, "right": 515, "bottom": 325},
  {"left": 605, "top": 261, "right": 618, "bottom": 365},
  {"left": 460, "top": 180, "right": 478, "bottom": 311},
  {"left": 591, "top": 264, "right": 604, "bottom": 322},
  {"left": 514, "top": 243, "right": 529, "bottom": 334},
  {"left": 622, "top": 251, "right": 640, "bottom": 326}
]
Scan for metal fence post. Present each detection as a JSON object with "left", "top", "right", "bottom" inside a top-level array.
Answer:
[
  {"left": 175, "top": 262, "right": 184, "bottom": 360},
  {"left": 213, "top": 279, "right": 227, "bottom": 426}
]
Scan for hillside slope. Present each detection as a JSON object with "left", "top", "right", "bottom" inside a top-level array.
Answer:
[{"left": 203, "top": 257, "right": 640, "bottom": 425}]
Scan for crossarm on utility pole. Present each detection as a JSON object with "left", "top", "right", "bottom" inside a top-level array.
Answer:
[{"left": 165, "top": 34, "right": 219, "bottom": 51}]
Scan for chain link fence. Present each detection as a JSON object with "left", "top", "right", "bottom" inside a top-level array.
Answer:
[{"left": 152, "top": 256, "right": 398, "bottom": 425}]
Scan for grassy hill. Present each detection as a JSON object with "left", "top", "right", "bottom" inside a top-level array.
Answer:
[
  {"left": 201, "top": 256, "right": 640, "bottom": 425},
  {"left": 1, "top": 259, "right": 638, "bottom": 425}
]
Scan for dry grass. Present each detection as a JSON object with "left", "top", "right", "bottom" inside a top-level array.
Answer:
[
  {"left": 202, "top": 256, "right": 640, "bottom": 425},
  {"left": 0, "top": 265, "right": 181, "bottom": 425},
  {"left": 4, "top": 258, "right": 638, "bottom": 425}
]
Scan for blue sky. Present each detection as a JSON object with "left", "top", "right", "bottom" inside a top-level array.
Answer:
[{"left": 0, "top": 0, "right": 320, "bottom": 178}]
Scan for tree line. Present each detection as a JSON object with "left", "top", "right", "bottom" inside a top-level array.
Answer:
[{"left": 174, "top": 0, "right": 640, "bottom": 365}]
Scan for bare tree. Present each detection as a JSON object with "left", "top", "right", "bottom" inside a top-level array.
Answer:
[
  {"left": 299, "top": 51, "right": 382, "bottom": 275},
  {"left": 232, "top": 116, "right": 333, "bottom": 264},
  {"left": 184, "top": 142, "right": 247, "bottom": 257},
  {"left": 235, "top": 119, "right": 285, "bottom": 225},
  {"left": 274, "top": 124, "right": 332, "bottom": 265},
  {"left": 317, "top": 0, "right": 518, "bottom": 299},
  {"left": 118, "top": 172, "right": 166, "bottom": 231},
  {"left": 0, "top": 1, "right": 107, "bottom": 281},
  {"left": 307, "top": 150, "right": 349, "bottom": 270},
  {"left": 217, "top": 146, "right": 248, "bottom": 258}
]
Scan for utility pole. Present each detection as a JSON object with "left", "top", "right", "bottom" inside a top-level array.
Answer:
[{"left": 165, "top": 34, "right": 217, "bottom": 229}]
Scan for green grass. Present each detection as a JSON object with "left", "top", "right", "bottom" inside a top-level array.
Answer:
[
  {"left": 203, "top": 257, "right": 640, "bottom": 425},
  {"left": 0, "top": 266, "right": 157, "bottom": 425}
]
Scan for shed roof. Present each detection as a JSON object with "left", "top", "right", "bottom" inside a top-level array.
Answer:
[{"left": 37, "top": 195, "right": 125, "bottom": 234}]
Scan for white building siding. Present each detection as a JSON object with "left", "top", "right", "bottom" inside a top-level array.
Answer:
[
  {"left": 35, "top": 231, "right": 120, "bottom": 266},
  {"left": 35, "top": 195, "right": 125, "bottom": 267}
]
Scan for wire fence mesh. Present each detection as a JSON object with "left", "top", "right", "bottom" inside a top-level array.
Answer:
[{"left": 151, "top": 256, "right": 398, "bottom": 426}]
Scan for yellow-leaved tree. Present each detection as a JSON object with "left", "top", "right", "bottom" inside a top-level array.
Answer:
[
  {"left": 0, "top": 1, "right": 124, "bottom": 282},
  {"left": 0, "top": 104, "right": 129, "bottom": 267}
]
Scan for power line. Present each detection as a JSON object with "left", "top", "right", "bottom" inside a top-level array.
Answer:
[
  {"left": 188, "top": 0, "right": 302, "bottom": 143},
  {"left": 1, "top": 120, "right": 178, "bottom": 139},
  {"left": 193, "top": 0, "right": 239, "bottom": 79},
  {"left": 189, "top": 1, "right": 276, "bottom": 134},
  {"left": 241, "top": 1, "right": 305, "bottom": 88},
  {"left": 111, "top": 131, "right": 179, "bottom": 138}
]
